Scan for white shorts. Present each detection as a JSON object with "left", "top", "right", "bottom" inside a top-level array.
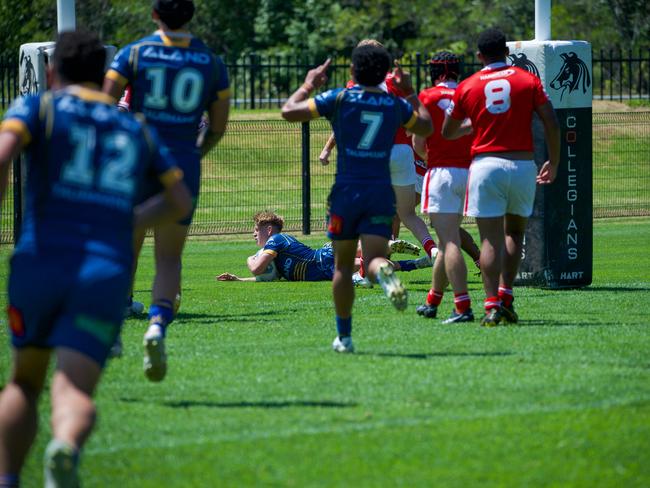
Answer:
[
  {"left": 464, "top": 156, "right": 537, "bottom": 218},
  {"left": 420, "top": 167, "right": 469, "bottom": 215},
  {"left": 390, "top": 144, "right": 417, "bottom": 186}
]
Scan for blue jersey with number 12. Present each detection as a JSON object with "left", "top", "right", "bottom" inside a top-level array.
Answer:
[
  {"left": 106, "top": 30, "right": 229, "bottom": 156},
  {"left": 310, "top": 87, "right": 417, "bottom": 184},
  {"left": 0, "top": 87, "right": 182, "bottom": 263}
]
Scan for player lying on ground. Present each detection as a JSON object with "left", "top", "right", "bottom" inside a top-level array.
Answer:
[
  {"left": 216, "top": 211, "right": 431, "bottom": 282},
  {"left": 0, "top": 30, "right": 191, "bottom": 488}
]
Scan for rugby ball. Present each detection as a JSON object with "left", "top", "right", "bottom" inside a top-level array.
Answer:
[{"left": 254, "top": 249, "right": 279, "bottom": 282}]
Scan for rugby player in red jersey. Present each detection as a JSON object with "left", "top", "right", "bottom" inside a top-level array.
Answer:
[
  {"left": 442, "top": 28, "right": 560, "bottom": 326},
  {"left": 414, "top": 51, "right": 479, "bottom": 323}
]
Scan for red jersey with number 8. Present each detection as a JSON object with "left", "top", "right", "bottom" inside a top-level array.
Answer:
[{"left": 449, "top": 64, "right": 549, "bottom": 158}]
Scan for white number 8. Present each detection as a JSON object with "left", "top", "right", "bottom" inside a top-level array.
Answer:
[{"left": 484, "top": 79, "right": 511, "bottom": 114}]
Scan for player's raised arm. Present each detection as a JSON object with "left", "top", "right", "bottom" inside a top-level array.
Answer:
[
  {"left": 535, "top": 101, "right": 561, "bottom": 184},
  {"left": 281, "top": 59, "right": 331, "bottom": 122},
  {"left": 392, "top": 61, "right": 432, "bottom": 137}
]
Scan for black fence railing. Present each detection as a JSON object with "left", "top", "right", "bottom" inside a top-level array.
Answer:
[
  {"left": 2, "top": 49, "right": 650, "bottom": 112},
  {"left": 2, "top": 112, "right": 647, "bottom": 243}
]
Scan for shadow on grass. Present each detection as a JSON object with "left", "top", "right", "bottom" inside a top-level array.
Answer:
[
  {"left": 572, "top": 286, "right": 650, "bottom": 292},
  {"left": 174, "top": 310, "right": 298, "bottom": 321},
  {"left": 119, "top": 397, "right": 356, "bottom": 409},
  {"left": 356, "top": 351, "right": 514, "bottom": 360}
]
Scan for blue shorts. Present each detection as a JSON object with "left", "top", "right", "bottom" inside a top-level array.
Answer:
[
  {"left": 326, "top": 182, "right": 395, "bottom": 241},
  {"left": 7, "top": 252, "right": 130, "bottom": 368}
]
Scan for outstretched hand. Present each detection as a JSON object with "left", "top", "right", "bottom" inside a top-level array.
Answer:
[
  {"left": 216, "top": 272, "right": 241, "bottom": 281},
  {"left": 391, "top": 60, "right": 414, "bottom": 95},
  {"left": 304, "top": 58, "right": 332, "bottom": 91}
]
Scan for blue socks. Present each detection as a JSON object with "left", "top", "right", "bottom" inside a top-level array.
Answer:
[
  {"left": 148, "top": 299, "right": 174, "bottom": 337},
  {"left": 336, "top": 316, "right": 352, "bottom": 337},
  {"left": 397, "top": 260, "right": 417, "bottom": 272}
]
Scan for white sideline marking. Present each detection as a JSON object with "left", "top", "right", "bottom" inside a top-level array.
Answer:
[{"left": 85, "top": 396, "right": 649, "bottom": 456}]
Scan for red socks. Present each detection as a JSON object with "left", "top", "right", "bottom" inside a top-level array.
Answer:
[
  {"left": 454, "top": 292, "right": 471, "bottom": 313},
  {"left": 498, "top": 286, "right": 514, "bottom": 307},
  {"left": 426, "top": 289, "right": 444, "bottom": 306},
  {"left": 484, "top": 296, "right": 501, "bottom": 312},
  {"left": 422, "top": 238, "right": 436, "bottom": 257}
]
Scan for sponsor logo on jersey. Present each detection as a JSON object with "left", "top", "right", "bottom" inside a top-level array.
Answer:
[
  {"left": 479, "top": 69, "right": 515, "bottom": 81},
  {"left": 141, "top": 46, "right": 211, "bottom": 64}
]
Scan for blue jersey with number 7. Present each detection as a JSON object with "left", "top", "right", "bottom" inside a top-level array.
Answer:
[
  {"left": 106, "top": 30, "right": 229, "bottom": 155},
  {"left": 310, "top": 86, "right": 417, "bottom": 184}
]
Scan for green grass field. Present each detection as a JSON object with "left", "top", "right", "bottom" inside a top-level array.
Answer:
[{"left": 1, "top": 217, "right": 649, "bottom": 486}]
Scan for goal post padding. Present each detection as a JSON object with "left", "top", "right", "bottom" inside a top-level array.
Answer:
[{"left": 506, "top": 40, "right": 593, "bottom": 289}]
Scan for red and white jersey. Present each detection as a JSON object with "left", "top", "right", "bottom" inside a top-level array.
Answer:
[
  {"left": 449, "top": 63, "right": 549, "bottom": 158},
  {"left": 419, "top": 82, "right": 472, "bottom": 169}
]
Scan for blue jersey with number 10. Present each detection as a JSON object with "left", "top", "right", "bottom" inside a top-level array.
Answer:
[
  {"left": 311, "top": 87, "right": 417, "bottom": 184},
  {"left": 106, "top": 30, "right": 229, "bottom": 156}
]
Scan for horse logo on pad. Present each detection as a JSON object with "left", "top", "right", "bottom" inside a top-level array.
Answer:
[
  {"left": 508, "top": 53, "right": 540, "bottom": 78},
  {"left": 550, "top": 52, "right": 591, "bottom": 101}
]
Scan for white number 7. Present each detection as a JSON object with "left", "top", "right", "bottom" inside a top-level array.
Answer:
[{"left": 358, "top": 111, "right": 383, "bottom": 150}]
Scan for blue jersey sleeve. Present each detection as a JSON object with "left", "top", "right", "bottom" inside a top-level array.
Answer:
[
  {"left": 312, "top": 88, "right": 344, "bottom": 119},
  {"left": 106, "top": 45, "right": 134, "bottom": 86},
  {"left": 0, "top": 95, "right": 41, "bottom": 146},
  {"left": 210, "top": 56, "right": 230, "bottom": 103},
  {"left": 263, "top": 234, "right": 291, "bottom": 255},
  {"left": 396, "top": 96, "right": 417, "bottom": 129}
]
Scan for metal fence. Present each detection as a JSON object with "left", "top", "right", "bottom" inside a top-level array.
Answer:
[
  {"left": 2, "top": 49, "right": 650, "bottom": 111},
  {"left": 1, "top": 112, "right": 648, "bottom": 243}
]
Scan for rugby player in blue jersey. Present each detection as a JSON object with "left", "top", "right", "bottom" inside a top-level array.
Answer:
[
  {"left": 281, "top": 44, "right": 433, "bottom": 352},
  {"left": 0, "top": 31, "right": 191, "bottom": 488},
  {"left": 217, "top": 211, "right": 432, "bottom": 283},
  {"left": 103, "top": 0, "right": 230, "bottom": 381}
]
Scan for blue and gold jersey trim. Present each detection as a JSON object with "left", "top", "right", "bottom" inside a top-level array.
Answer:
[
  {"left": 262, "top": 249, "right": 278, "bottom": 257},
  {"left": 216, "top": 88, "right": 231, "bottom": 100},
  {"left": 292, "top": 261, "right": 309, "bottom": 281},
  {"left": 155, "top": 30, "right": 193, "bottom": 48},
  {"left": 403, "top": 111, "right": 418, "bottom": 130},
  {"left": 307, "top": 99, "right": 319, "bottom": 118},
  {"left": 66, "top": 85, "right": 116, "bottom": 105},
  {"left": 160, "top": 167, "right": 184, "bottom": 188},
  {"left": 0, "top": 119, "right": 31, "bottom": 146}
]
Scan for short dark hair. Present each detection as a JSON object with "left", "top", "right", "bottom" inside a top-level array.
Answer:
[
  {"left": 351, "top": 44, "right": 391, "bottom": 87},
  {"left": 429, "top": 51, "right": 461, "bottom": 84},
  {"left": 477, "top": 28, "right": 507, "bottom": 59},
  {"left": 53, "top": 30, "right": 106, "bottom": 86},
  {"left": 153, "top": 0, "right": 195, "bottom": 30}
]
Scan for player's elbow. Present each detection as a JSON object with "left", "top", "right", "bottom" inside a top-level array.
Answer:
[{"left": 411, "top": 119, "right": 433, "bottom": 138}]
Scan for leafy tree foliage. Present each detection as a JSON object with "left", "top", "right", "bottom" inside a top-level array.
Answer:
[{"left": 0, "top": 0, "right": 647, "bottom": 60}]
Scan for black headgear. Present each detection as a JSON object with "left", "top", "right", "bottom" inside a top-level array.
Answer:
[{"left": 428, "top": 51, "right": 461, "bottom": 84}]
